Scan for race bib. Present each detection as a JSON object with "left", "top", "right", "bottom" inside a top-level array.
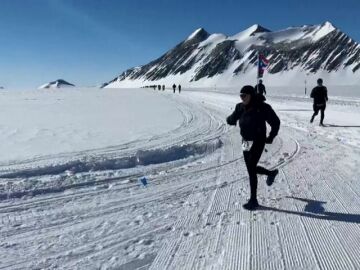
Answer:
[{"left": 242, "top": 140, "right": 253, "bottom": 151}]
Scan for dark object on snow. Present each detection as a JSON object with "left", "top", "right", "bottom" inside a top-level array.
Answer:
[
  {"left": 178, "top": 84, "right": 182, "bottom": 93},
  {"left": 139, "top": 177, "right": 148, "bottom": 186},
  {"left": 172, "top": 84, "right": 176, "bottom": 93}
]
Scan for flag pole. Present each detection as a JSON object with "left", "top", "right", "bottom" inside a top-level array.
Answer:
[{"left": 256, "top": 52, "right": 259, "bottom": 94}]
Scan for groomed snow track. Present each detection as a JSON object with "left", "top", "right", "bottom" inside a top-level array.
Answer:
[{"left": 1, "top": 90, "right": 360, "bottom": 270}]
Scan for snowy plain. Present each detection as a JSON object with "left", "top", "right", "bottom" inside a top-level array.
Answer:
[{"left": 1, "top": 86, "right": 360, "bottom": 269}]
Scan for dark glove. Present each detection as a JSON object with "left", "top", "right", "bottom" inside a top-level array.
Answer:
[
  {"left": 226, "top": 115, "right": 236, "bottom": 126},
  {"left": 265, "top": 136, "right": 274, "bottom": 144}
]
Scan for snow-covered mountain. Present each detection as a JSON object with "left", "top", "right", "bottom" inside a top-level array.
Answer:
[
  {"left": 39, "top": 79, "right": 75, "bottom": 89},
  {"left": 105, "top": 22, "right": 360, "bottom": 88}
]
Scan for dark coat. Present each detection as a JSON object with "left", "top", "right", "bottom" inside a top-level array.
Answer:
[
  {"left": 254, "top": 83, "right": 266, "bottom": 95},
  {"left": 310, "top": 86, "right": 328, "bottom": 105},
  {"left": 226, "top": 97, "right": 280, "bottom": 141}
]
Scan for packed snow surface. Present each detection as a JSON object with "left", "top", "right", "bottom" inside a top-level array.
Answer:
[
  {"left": 1, "top": 86, "right": 360, "bottom": 269},
  {"left": 0, "top": 88, "right": 183, "bottom": 163}
]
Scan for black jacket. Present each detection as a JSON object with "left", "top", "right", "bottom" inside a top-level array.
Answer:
[
  {"left": 310, "top": 86, "right": 328, "bottom": 105},
  {"left": 254, "top": 83, "right": 266, "bottom": 95},
  {"left": 226, "top": 98, "right": 280, "bottom": 141}
]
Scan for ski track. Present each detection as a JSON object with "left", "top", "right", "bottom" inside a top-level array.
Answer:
[{"left": 1, "top": 91, "right": 360, "bottom": 269}]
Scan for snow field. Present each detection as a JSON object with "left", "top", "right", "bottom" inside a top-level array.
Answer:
[{"left": 1, "top": 87, "right": 360, "bottom": 269}]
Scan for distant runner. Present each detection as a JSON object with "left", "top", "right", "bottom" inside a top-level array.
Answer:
[
  {"left": 310, "top": 78, "right": 328, "bottom": 126},
  {"left": 254, "top": 79, "right": 266, "bottom": 98}
]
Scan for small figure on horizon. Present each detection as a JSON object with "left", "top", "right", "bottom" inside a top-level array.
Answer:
[
  {"left": 310, "top": 78, "right": 328, "bottom": 126},
  {"left": 254, "top": 79, "right": 266, "bottom": 98},
  {"left": 162, "top": 85, "right": 165, "bottom": 91},
  {"left": 158, "top": 85, "right": 161, "bottom": 90},
  {"left": 172, "top": 84, "right": 176, "bottom": 93},
  {"left": 178, "top": 84, "right": 181, "bottom": 93},
  {"left": 226, "top": 85, "right": 280, "bottom": 211}
]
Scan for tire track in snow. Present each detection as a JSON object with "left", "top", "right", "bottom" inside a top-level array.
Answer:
[
  {"left": 148, "top": 97, "right": 238, "bottom": 270},
  {"left": 148, "top": 95, "right": 300, "bottom": 270},
  {"left": 296, "top": 140, "right": 360, "bottom": 268},
  {"left": 0, "top": 91, "right": 233, "bottom": 269},
  {"left": 3, "top": 92, "right": 228, "bottom": 267},
  {"left": 277, "top": 128, "right": 359, "bottom": 270}
]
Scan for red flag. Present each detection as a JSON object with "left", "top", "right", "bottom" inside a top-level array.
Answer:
[{"left": 258, "top": 54, "right": 269, "bottom": 78}]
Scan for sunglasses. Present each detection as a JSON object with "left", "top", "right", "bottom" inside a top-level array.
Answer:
[{"left": 240, "top": 93, "right": 248, "bottom": 98}]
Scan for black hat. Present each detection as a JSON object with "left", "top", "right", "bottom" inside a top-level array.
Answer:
[
  {"left": 317, "top": 78, "right": 323, "bottom": 84},
  {"left": 240, "top": 85, "right": 255, "bottom": 96}
]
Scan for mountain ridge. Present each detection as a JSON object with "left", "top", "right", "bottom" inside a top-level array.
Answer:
[{"left": 105, "top": 22, "right": 360, "bottom": 88}]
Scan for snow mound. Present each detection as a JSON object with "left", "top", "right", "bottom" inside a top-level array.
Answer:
[
  {"left": 0, "top": 139, "right": 222, "bottom": 180},
  {"left": 0, "top": 139, "right": 222, "bottom": 199},
  {"left": 39, "top": 79, "right": 75, "bottom": 89}
]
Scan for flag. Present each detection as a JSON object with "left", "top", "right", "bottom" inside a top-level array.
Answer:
[{"left": 257, "top": 54, "right": 269, "bottom": 78}]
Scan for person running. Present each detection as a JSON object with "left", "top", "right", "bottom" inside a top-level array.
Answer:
[
  {"left": 310, "top": 78, "right": 328, "bottom": 126},
  {"left": 172, "top": 84, "right": 176, "bottom": 93},
  {"left": 254, "top": 79, "right": 266, "bottom": 96},
  {"left": 226, "top": 85, "right": 280, "bottom": 210}
]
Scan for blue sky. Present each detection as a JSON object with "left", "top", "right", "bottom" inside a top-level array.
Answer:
[{"left": 0, "top": 0, "right": 359, "bottom": 89}]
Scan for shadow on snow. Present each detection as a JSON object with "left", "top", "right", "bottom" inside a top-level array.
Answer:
[
  {"left": 323, "top": 124, "right": 360, "bottom": 128},
  {"left": 278, "top": 109, "right": 312, "bottom": 112},
  {"left": 260, "top": 196, "right": 360, "bottom": 224}
]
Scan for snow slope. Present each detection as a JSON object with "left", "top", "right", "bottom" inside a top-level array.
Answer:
[{"left": 1, "top": 87, "right": 360, "bottom": 269}]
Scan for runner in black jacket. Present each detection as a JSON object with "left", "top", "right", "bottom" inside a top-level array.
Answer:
[
  {"left": 227, "top": 85, "right": 280, "bottom": 210},
  {"left": 310, "top": 78, "right": 328, "bottom": 126},
  {"left": 254, "top": 79, "right": 266, "bottom": 96}
]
